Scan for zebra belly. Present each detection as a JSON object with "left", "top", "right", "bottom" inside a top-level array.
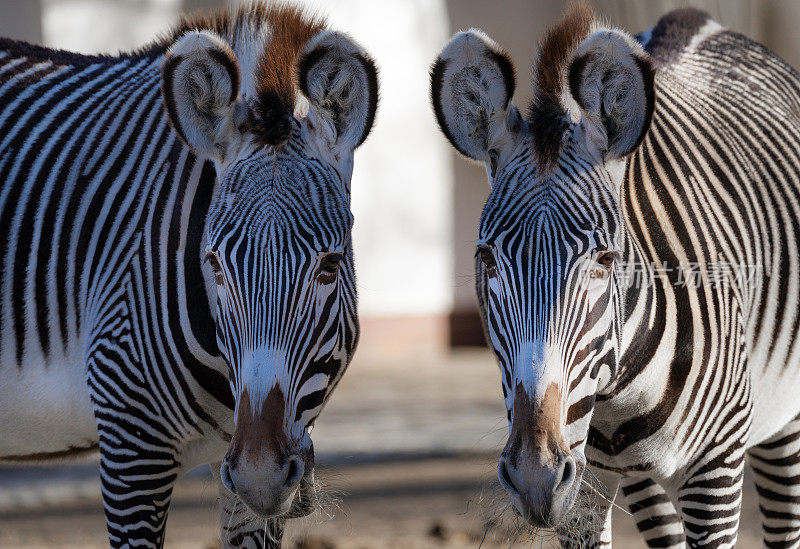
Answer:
[
  {"left": 749, "top": 365, "right": 800, "bottom": 446},
  {"left": 0, "top": 352, "right": 97, "bottom": 460}
]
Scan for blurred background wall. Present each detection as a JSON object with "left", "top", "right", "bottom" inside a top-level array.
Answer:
[{"left": 2, "top": 0, "right": 800, "bottom": 355}]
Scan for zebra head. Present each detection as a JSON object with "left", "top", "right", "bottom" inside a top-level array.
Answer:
[
  {"left": 431, "top": 6, "right": 654, "bottom": 527},
  {"left": 161, "top": 17, "right": 377, "bottom": 520}
]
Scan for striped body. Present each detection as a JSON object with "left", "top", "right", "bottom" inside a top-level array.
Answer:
[
  {"left": 0, "top": 46, "right": 225, "bottom": 459},
  {"left": 594, "top": 17, "right": 800, "bottom": 479},
  {"left": 0, "top": 4, "right": 377, "bottom": 547},
  {"left": 591, "top": 17, "right": 800, "bottom": 547}
]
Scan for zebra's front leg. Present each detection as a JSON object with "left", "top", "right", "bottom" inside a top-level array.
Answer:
[
  {"left": 620, "top": 475, "right": 685, "bottom": 548},
  {"left": 96, "top": 424, "right": 181, "bottom": 548},
  {"left": 748, "top": 415, "right": 800, "bottom": 548},
  {"left": 212, "top": 462, "right": 284, "bottom": 548},
  {"left": 675, "top": 450, "right": 746, "bottom": 549},
  {"left": 557, "top": 467, "right": 620, "bottom": 548}
]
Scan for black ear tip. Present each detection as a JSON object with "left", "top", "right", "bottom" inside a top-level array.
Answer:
[
  {"left": 429, "top": 57, "right": 446, "bottom": 102},
  {"left": 207, "top": 47, "right": 241, "bottom": 104},
  {"left": 568, "top": 53, "right": 591, "bottom": 111},
  {"left": 430, "top": 56, "right": 459, "bottom": 152},
  {"left": 630, "top": 54, "right": 656, "bottom": 153},
  {"left": 355, "top": 50, "right": 379, "bottom": 147},
  {"left": 485, "top": 48, "right": 516, "bottom": 105},
  {"left": 298, "top": 35, "right": 379, "bottom": 149},
  {"left": 161, "top": 54, "right": 189, "bottom": 146}
]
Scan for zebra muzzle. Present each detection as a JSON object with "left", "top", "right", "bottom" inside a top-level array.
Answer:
[
  {"left": 220, "top": 450, "right": 310, "bottom": 519},
  {"left": 498, "top": 382, "right": 583, "bottom": 526},
  {"left": 498, "top": 448, "right": 581, "bottom": 527},
  {"left": 222, "top": 385, "right": 316, "bottom": 518}
]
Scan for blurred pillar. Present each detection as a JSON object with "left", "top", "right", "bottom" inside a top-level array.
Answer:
[{"left": 758, "top": 0, "right": 800, "bottom": 69}]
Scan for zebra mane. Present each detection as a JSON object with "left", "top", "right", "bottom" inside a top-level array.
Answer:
[
  {"left": 165, "top": 2, "right": 327, "bottom": 147},
  {"left": 527, "top": 2, "right": 596, "bottom": 172}
]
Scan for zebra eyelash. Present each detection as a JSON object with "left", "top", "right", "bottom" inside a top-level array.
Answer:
[
  {"left": 595, "top": 250, "right": 620, "bottom": 268},
  {"left": 204, "top": 252, "right": 222, "bottom": 271},
  {"left": 317, "top": 251, "right": 345, "bottom": 283},
  {"left": 476, "top": 244, "right": 498, "bottom": 275},
  {"left": 204, "top": 252, "right": 225, "bottom": 285}
]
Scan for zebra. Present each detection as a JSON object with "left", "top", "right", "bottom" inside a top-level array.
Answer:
[
  {"left": 0, "top": 3, "right": 377, "bottom": 547},
  {"left": 432, "top": 4, "right": 800, "bottom": 548}
]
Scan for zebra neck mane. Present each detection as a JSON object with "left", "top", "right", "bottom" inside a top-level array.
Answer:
[
  {"left": 527, "top": 3, "right": 595, "bottom": 172},
  {"left": 0, "top": 37, "right": 161, "bottom": 68}
]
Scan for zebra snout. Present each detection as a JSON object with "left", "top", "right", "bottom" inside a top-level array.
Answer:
[
  {"left": 498, "top": 450, "right": 581, "bottom": 527},
  {"left": 220, "top": 451, "right": 308, "bottom": 519},
  {"left": 499, "top": 382, "right": 581, "bottom": 525}
]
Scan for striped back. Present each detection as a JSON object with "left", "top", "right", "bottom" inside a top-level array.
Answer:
[{"left": 0, "top": 43, "right": 170, "bottom": 368}]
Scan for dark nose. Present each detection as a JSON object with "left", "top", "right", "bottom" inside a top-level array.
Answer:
[
  {"left": 220, "top": 453, "right": 306, "bottom": 518},
  {"left": 498, "top": 451, "right": 580, "bottom": 527}
]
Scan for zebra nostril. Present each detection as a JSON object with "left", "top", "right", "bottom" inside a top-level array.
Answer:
[
  {"left": 554, "top": 455, "right": 576, "bottom": 494},
  {"left": 498, "top": 456, "right": 520, "bottom": 495},
  {"left": 220, "top": 461, "right": 237, "bottom": 494},
  {"left": 283, "top": 455, "right": 304, "bottom": 489}
]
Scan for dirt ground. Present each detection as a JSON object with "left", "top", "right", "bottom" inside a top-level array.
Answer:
[
  {"left": 0, "top": 454, "right": 768, "bottom": 548},
  {"left": 0, "top": 350, "right": 771, "bottom": 547}
]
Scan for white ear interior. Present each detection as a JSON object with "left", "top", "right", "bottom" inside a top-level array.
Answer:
[
  {"left": 161, "top": 30, "right": 241, "bottom": 160},
  {"left": 298, "top": 30, "right": 379, "bottom": 153},
  {"left": 568, "top": 29, "right": 655, "bottom": 159},
  {"left": 430, "top": 29, "right": 517, "bottom": 163}
]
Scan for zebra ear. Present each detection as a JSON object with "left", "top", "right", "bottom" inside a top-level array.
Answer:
[
  {"left": 430, "top": 29, "right": 518, "bottom": 163},
  {"left": 298, "top": 31, "right": 379, "bottom": 153},
  {"left": 161, "top": 30, "right": 241, "bottom": 161},
  {"left": 567, "top": 29, "right": 655, "bottom": 160}
]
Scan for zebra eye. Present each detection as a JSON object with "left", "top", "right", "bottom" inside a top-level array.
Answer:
[
  {"left": 205, "top": 253, "right": 224, "bottom": 284},
  {"left": 477, "top": 245, "right": 497, "bottom": 276},
  {"left": 318, "top": 252, "right": 344, "bottom": 284},
  {"left": 596, "top": 250, "right": 618, "bottom": 268}
]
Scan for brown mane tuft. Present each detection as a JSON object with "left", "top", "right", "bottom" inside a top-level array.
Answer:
[
  {"left": 252, "top": 4, "right": 326, "bottom": 146},
  {"left": 528, "top": 3, "right": 594, "bottom": 172},
  {"left": 168, "top": 2, "right": 326, "bottom": 147}
]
